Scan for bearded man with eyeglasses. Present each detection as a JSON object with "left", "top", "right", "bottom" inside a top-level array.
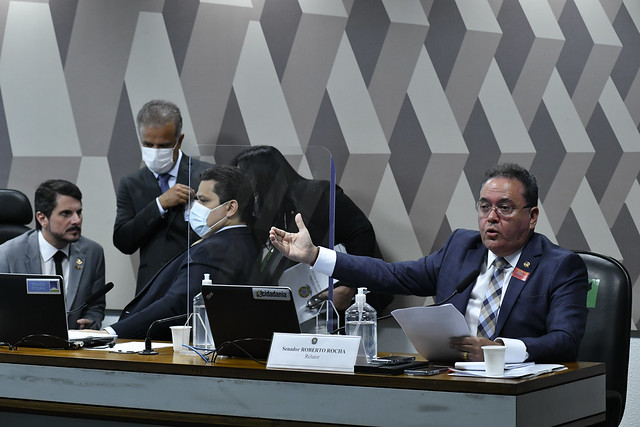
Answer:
[{"left": 268, "top": 163, "right": 589, "bottom": 363}]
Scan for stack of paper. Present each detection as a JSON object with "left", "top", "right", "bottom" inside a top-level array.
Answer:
[{"left": 449, "top": 363, "right": 567, "bottom": 378}]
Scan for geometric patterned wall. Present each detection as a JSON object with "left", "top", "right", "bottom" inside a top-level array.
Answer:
[{"left": 0, "top": 0, "right": 638, "bottom": 331}]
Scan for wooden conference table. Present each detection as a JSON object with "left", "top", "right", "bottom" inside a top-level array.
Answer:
[{"left": 0, "top": 343, "right": 605, "bottom": 426}]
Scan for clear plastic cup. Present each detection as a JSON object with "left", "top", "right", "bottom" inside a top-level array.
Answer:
[{"left": 170, "top": 325, "right": 191, "bottom": 352}]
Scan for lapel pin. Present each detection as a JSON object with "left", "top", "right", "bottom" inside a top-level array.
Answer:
[
  {"left": 524, "top": 261, "right": 530, "bottom": 268},
  {"left": 75, "top": 259, "right": 83, "bottom": 270}
]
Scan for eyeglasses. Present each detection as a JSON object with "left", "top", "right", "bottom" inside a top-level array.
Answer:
[{"left": 475, "top": 201, "right": 532, "bottom": 217}]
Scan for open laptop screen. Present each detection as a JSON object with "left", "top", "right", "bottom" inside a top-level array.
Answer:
[
  {"left": 0, "top": 273, "right": 69, "bottom": 346},
  {"left": 202, "top": 284, "right": 301, "bottom": 359}
]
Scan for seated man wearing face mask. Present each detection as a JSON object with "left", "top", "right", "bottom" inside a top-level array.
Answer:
[{"left": 105, "top": 165, "right": 259, "bottom": 340}]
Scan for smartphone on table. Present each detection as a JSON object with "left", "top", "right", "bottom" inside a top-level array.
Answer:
[
  {"left": 369, "top": 355, "right": 416, "bottom": 365},
  {"left": 404, "top": 366, "right": 449, "bottom": 376}
]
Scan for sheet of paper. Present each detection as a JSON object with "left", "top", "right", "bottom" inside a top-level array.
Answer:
[
  {"left": 278, "top": 263, "right": 330, "bottom": 323},
  {"left": 82, "top": 341, "right": 172, "bottom": 353},
  {"left": 391, "top": 304, "right": 470, "bottom": 361},
  {"left": 68, "top": 329, "right": 112, "bottom": 340},
  {"left": 278, "top": 244, "right": 346, "bottom": 323},
  {"left": 454, "top": 362, "right": 534, "bottom": 371},
  {"left": 449, "top": 363, "right": 567, "bottom": 378}
]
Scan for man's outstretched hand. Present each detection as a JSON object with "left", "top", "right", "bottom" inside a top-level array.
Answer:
[{"left": 269, "top": 213, "right": 319, "bottom": 265}]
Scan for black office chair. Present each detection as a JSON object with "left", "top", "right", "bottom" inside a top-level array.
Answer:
[
  {"left": 574, "top": 250, "right": 632, "bottom": 427},
  {"left": 0, "top": 189, "right": 33, "bottom": 244}
]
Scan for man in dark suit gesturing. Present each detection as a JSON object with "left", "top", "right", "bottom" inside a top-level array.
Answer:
[
  {"left": 113, "top": 100, "right": 210, "bottom": 294},
  {"left": 106, "top": 165, "right": 258, "bottom": 340},
  {"left": 269, "top": 164, "right": 589, "bottom": 363}
]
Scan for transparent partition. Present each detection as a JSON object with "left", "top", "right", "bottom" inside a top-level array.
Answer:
[{"left": 181, "top": 144, "right": 339, "bottom": 355}]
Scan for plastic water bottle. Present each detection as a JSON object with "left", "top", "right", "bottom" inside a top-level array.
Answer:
[
  {"left": 345, "top": 287, "right": 377, "bottom": 363},
  {"left": 192, "top": 274, "right": 215, "bottom": 350}
]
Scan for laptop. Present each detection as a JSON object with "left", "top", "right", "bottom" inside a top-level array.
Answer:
[
  {"left": 202, "top": 284, "right": 301, "bottom": 359},
  {"left": 0, "top": 273, "right": 113, "bottom": 349}
]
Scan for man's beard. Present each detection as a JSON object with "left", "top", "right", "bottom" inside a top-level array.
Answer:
[{"left": 50, "top": 226, "right": 81, "bottom": 244}]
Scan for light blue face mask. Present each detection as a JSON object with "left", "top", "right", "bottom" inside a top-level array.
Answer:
[{"left": 188, "top": 200, "right": 229, "bottom": 238}]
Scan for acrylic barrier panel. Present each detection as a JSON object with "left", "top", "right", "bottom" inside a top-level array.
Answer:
[{"left": 182, "top": 145, "right": 341, "bottom": 335}]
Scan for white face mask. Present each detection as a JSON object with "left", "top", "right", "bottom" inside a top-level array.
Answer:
[
  {"left": 141, "top": 146, "right": 175, "bottom": 174},
  {"left": 189, "top": 201, "right": 229, "bottom": 238}
]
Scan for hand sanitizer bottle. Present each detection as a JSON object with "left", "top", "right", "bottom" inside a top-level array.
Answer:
[
  {"left": 192, "top": 274, "right": 215, "bottom": 350},
  {"left": 345, "top": 287, "right": 377, "bottom": 362}
]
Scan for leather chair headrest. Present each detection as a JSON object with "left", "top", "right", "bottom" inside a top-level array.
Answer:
[{"left": 0, "top": 189, "right": 33, "bottom": 224}]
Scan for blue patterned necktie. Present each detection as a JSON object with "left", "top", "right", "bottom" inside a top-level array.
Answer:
[
  {"left": 158, "top": 173, "right": 171, "bottom": 193},
  {"left": 477, "top": 257, "right": 509, "bottom": 339}
]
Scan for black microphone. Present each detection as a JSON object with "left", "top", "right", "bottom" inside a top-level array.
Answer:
[
  {"left": 139, "top": 313, "right": 189, "bottom": 355},
  {"left": 430, "top": 269, "right": 480, "bottom": 307},
  {"left": 66, "top": 282, "right": 114, "bottom": 314}
]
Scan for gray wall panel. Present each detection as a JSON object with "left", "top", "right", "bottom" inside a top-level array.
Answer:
[{"left": 0, "top": 0, "right": 638, "bottom": 333}]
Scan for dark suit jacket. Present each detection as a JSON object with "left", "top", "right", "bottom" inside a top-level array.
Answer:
[
  {"left": 113, "top": 154, "right": 211, "bottom": 293},
  {"left": 111, "top": 227, "right": 258, "bottom": 340},
  {"left": 289, "top": 180, "right": 377, "bottom": 257},
  {"left": 252, "top": 180, "right": 392, "bottom": 313},
  {"left": 0, "top": 229, "right": 106, "bottom": 329},
  {"left": 332, "top": 229, "right": 589, "bottom": 362}
]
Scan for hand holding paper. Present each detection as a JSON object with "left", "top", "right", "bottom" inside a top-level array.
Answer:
[{"left": 391, "top": 304, "right": 471, "bottom": 361}]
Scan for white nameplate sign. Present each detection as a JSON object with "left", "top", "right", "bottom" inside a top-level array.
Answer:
[{"left": 267, "top": 333, "right": 361, "bottom": 373}]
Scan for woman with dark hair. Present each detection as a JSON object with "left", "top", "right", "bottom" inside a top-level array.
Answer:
[{"left": 231, "top": 145, "right": 391, "bottom": 312}]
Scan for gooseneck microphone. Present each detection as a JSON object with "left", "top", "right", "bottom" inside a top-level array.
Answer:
[
  {"left": 430, "top": 269, "right": 480, "bottom": 307},
  {"left": 139, "top": 314, "right": 188, "bottom": 355},
  {"left": 66, "top": 282, "right": 114, "bottom": 314}
]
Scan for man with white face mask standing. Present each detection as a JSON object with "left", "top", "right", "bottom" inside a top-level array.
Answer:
[
  {"left": 105, "top": 165, "right": 258, "bottom": 339},
  {"left": 113, "top": 100, "right": 211, "bottom": 294}
]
